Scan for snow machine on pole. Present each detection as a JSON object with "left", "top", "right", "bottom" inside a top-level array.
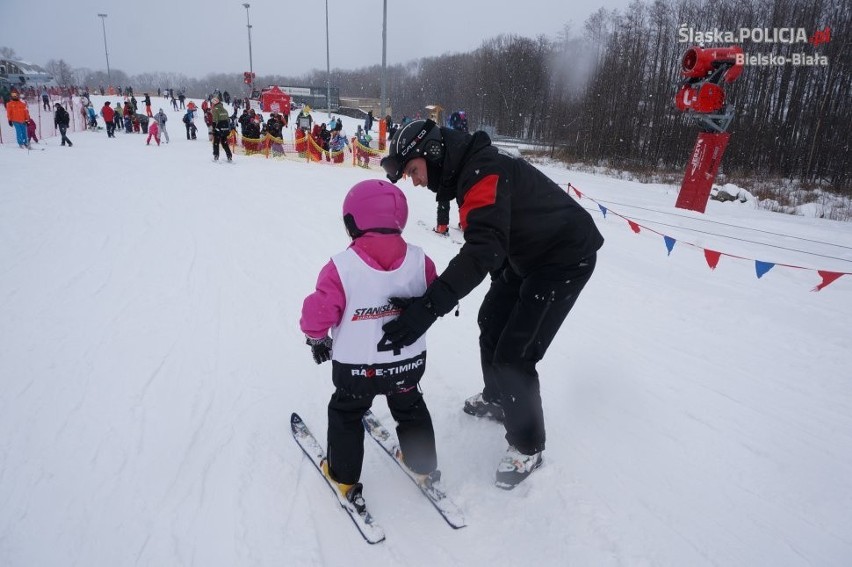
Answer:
[{"left": 673, "top": 46, "right": 743, "bottom": 213}]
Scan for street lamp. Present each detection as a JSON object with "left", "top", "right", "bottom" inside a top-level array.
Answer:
[
  {"left": 325, "top": 0, "right": 331, "bottom": 117},
  {"left": 242, "top": 3, "right": 254, "bottom": 88},
  {"left": 97, "top": 13, "right": 111, "bottom": 82},
  {"left": 380, "top": 0, "right": 387, "bottom": 119}
]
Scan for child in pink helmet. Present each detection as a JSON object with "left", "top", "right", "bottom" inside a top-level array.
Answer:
[{"left": 300, "top": 179, "right": 442, "bottom": 515}]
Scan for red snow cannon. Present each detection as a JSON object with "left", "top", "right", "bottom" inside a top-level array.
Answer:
[
  {"left": 673, "top": 46, "right": 744, "bottom": 213},
  {"left": 675, "top": 46, "right": 743, "bottom": 113},
  {"left": 681, "top": 46, "right": 743, "bottom": 83},
  {"left": 675, "top": 82, "right": 726, "bottom": 113}
]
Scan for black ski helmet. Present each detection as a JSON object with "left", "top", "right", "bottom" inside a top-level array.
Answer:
[{"left": 380, "top": 119, "right": 444, "bottom": 185}]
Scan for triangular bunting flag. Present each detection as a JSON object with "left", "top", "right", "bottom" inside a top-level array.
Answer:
[
  {"left": 573, "top": 187, "right": 583, "bottom": 199},
  {"left": 812, "top": 271, "right": 844, "bottom": 292},
  {"left": 755, "top": 261, "right": 775, "bottom": 279},
  {"left": 704, "top": 249, "right": 721, "bottom": 270},
  {"left": 627, "top": 220, "right": 641, "bottom": 234},
  {"left": 664, "top": 236, "right": 676, "bottom": 256},
  {"left": 598, "top": 204, "right": 607, "bottom": 218}
]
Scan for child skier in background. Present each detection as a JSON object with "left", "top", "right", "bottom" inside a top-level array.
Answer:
[
  {"left": 86, "top": 105, "right": 98, "bottom": 130},
  {"left": 146, "top": 119, "right": 160, "bottom": 146},
  {"left": 26, "top": 118, "right": 39, "bottom": 144},
  {"left": 300, "top": 179, "right": 442, "bottom": 515}
]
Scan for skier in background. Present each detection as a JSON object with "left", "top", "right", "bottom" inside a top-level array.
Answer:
[
  {"left": 26, "top": 117, "right": 39, "bottom": 145},
  {"left": 182, "top": 110, "right": 197, "bottom": 140},
  {"left": 53, "top": 102, "right": 73, "bottom": 147},
  {"left": 300, "top": 179, "right": 443, "bottom": 515},
  {"left": 433, "top": 111, "right": 470, "bottom": 234},
  {"left": 101, "top": 101, "right": 115, "bottom": 138},
  {"left": 142, "top": 93, "right": 153, "bottom": 117},
  {"left": 210, "top": 96, "right": 232, "bottom": 161},
  {"left": 146, "top": 119, "right": 161, "bottom": 146},
  {"left": 114, "top": 102, "right": 125, "bottom": 131},
  {"left": 154, "top": 108, "right": 170, "bottom": 143}
]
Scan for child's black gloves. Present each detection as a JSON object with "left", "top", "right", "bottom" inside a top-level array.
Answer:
[{"left": 305, "top": 336, "right": 333, "bottom": 364}]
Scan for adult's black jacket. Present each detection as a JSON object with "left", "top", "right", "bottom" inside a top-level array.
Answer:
[{"left": 425, "top": 127, "right": 604, "bottom": 314}]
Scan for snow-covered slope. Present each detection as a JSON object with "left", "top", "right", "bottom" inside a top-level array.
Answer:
[{"left": 1, "top": 96, "right": 851, "bottom": 566}]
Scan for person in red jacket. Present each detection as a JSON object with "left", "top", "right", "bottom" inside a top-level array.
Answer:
[
  {"left": 6, "top": 90, "right": 31, "bottom": 148},
  {"left": 101, "top": 102, "right": 116, "bottom": 138}
]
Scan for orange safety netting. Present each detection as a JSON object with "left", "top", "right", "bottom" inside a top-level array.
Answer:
[{"left": 229, "top": 130, "right": 390, "bottom": 169}]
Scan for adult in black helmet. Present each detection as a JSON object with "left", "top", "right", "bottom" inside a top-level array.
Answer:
[{"left": 379, "top": 119, "right": 604, "bottom": 489}]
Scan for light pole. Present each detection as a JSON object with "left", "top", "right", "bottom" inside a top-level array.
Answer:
[
  {"left": 380, "top": 0, "right": 387, "bottom": 119},
  {"left": 325, "top": 0, "right": 331, "bottom": 118},
  {"left": 242, "top": 3, "right": 254, "bottom": 91},
  {"left": 97, "top": 13, "right": 111, "bottom": 82}
]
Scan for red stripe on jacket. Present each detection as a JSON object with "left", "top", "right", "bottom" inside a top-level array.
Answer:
[{"left": 459, "top": 174, "right": 498, "bottom": 231}]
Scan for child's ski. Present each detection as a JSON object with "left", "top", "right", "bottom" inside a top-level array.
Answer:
[
  {"left": 290, "top": 413, "right": 386, "bottom": 544},
  {"left": 362, "top": 410, "right": 466, "bottom": 529}
]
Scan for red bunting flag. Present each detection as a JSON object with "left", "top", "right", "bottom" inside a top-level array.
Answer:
[
  {"left": 812, "top": 271, "right": 844, "bottom": 292},
  {"left": 627, "top": 220, "right": 641, "bottom": 233},
  {"left": 704, "top": 249, "right": 721, "bottom": 270},
  {"left": 573, "top": 187, "right": 583, "bottom": 199}
]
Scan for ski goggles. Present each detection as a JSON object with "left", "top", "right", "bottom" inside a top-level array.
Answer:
[
  {"left": 380, "top": 154, "right": 404, "bottom": 183},
  {"left": 380, "top": 120, "right": 436, "bottom": 183}
]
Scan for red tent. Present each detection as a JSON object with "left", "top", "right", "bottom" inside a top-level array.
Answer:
[{"left": 260, "top": 86, "right": 291, "bottom": 114}]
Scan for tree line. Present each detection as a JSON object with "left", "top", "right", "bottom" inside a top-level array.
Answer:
[
  {"left": 365, "top": 0, "right": 848, "bottom": 192},
  {"left": 292, "top": 0, "right": 847, "bottom": 193},
  {"left": 341, "top": 0, "right": 847, "bottom": 192}
]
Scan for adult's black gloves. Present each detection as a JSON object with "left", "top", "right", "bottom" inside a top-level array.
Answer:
[
  {"left": 378, "top": 279, "right": 458, "bottom": 353},
  {"left": 378, "top": 296, "right": 439, "bottom": 352},
  {"left": 305, "top": 336, "right": 333, "bottom": 364}
]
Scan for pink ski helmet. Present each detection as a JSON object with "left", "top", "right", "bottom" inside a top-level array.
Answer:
[{"left": 342, "top": 179, "right": 408, "bottom": 238}]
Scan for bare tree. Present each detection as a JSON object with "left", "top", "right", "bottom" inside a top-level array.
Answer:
[
  {"left": 44, "top": 59, "right": 75, "bottom": 86},
  {"left": 0, "top": 46, "right": 19, "bottom": 60}
]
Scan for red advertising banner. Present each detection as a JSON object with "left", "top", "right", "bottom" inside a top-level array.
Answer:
[{"left": 675, "top": 131, "right": 731, "bottom": 213}]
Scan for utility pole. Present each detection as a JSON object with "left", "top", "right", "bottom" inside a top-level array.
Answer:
[
  {"left": 325, "top": 0, "right": 331, "bottom": 118},
  {"left": 380, "top": 0, "right": 387, "bottom": 119},
  {"left": 242, "top": 3, "right": 254, "bottom": 94},
  {"left": 97, "top": 14, "right": 111, "bottom": 82}
]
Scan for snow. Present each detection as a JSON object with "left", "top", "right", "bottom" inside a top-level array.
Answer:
[{"left": 2, "top": 95, "right": 852, "bottom": 567}]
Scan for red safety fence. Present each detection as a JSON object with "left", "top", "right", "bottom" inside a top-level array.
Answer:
[{"left": 233, "top": 130, "right": 389, "bottom": 169}]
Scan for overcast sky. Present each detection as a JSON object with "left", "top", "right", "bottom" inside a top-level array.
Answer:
[{"left": 1, "top": 0, "right": 633, "bottom": 79}]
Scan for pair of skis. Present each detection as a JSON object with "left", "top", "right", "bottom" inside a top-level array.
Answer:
[{"left": 290, "top": 410, "right": 466, "bottom": 544}]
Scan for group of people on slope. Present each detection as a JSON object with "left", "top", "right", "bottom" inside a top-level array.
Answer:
[{"left": 94, "top": 100, "right": 170, "bottom": 145}]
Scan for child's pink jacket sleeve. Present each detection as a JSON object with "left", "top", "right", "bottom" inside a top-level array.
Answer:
[{"left": 300, "top": 260, "right": 345, "bottom": 339}]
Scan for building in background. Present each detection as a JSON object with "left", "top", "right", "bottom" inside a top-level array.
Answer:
[{"left": 0, "top": 59, "right": 56, "bottom": 88}]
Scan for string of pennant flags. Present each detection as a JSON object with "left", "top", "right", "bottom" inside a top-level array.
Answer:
[{"left": 566, "top": 183, "right": 851, "bottom": 292}]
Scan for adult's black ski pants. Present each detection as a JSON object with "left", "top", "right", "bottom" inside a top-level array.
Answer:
[{"left": 477, "top": 253, "right": 597, "bottom": 455}]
